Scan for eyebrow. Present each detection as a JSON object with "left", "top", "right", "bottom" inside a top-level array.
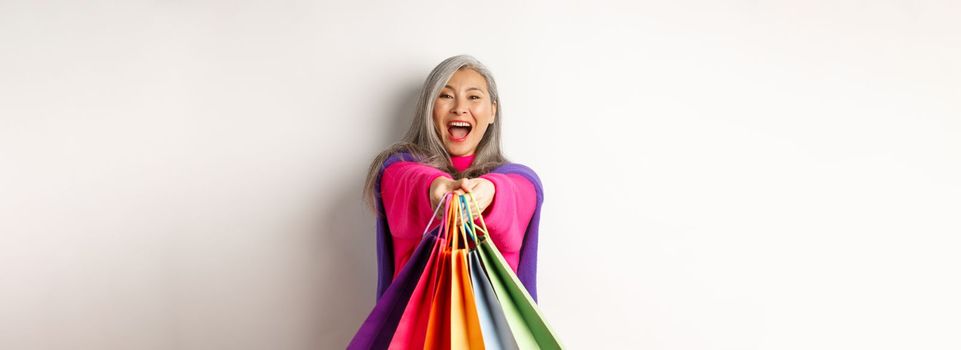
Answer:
[{"left": 443, "top": 85, "right": 486, "bottom": 93}]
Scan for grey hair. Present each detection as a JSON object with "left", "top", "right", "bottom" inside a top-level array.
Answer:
[{"left": 362, "top": 54, "right": 508, "bottom": 212}]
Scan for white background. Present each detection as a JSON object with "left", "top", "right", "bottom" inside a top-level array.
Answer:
[{"left": 1, "top": 0, "right": 959, "bottom": 349}]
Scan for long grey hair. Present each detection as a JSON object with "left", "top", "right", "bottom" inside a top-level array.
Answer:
[{"left": 362, "top": 54, "right": 508, "bottom": 212}]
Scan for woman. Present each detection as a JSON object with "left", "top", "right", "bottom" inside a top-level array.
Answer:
[{"left": 363, "top": 54, "right": 545, "bottom": 302}]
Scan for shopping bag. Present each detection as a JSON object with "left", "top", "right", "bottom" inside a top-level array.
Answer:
[
  {"left": 468, "top": 251, "right": 520, "bottom": 350},
  {"left": 423, "top": 195, "right": 459, "bottom": 350},
  {"left": 348, "top": 195, "right": 449, "bottom": 349},
  {"left": 389, "top": 195, "right": 453, "bottom": 349},
  {"left": 450, "top": 198, "right": 485, "bottom": 349},
  {"left": 465, "top": 193, "right": 563, "bottom": 349},
  {"left": 457, "top": 195, "right": 519, "bottom": 350}
]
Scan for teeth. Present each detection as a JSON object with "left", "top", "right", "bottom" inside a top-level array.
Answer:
[{"left": 449, "top": 121, "right": 471, "bottom": 128}]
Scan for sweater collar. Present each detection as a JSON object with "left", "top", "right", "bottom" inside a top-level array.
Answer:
[{"left": 451, "top": 154, "right": 475, "bottom": 172}]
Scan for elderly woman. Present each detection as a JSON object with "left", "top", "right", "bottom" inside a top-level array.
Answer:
[{"left": 363, "top": 54, "right": 544, "bottom": 302}]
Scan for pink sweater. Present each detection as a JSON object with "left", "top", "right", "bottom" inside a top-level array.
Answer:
[{"left": 380, "top": 154, "right": 537, "bottom": 278}]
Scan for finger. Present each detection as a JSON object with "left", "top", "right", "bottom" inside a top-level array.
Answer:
[
  {"left": 458, "top": 178, "right": 473, "bottom": 193},
  {"left": 471, "top": 178, "right": 486, "bottom": 191}
]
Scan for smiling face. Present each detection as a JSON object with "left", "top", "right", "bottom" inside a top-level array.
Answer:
[{"left": 432, "top": 68, "right": 497, "bottom": 157}]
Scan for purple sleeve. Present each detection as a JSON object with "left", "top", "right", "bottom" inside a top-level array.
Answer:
[{"left": 489, "top": 163, "right": 544, "bottom": 301}]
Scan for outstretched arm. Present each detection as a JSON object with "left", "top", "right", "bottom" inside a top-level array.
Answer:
[
  {"left": 473, "top": 173, "right": 537, "bottom": 243},
  {"left": 382, "top": 161, "right": 536, "bottom": 245},
  {"left": 380, "top": 161, "right": 452, "bottom": 240}
]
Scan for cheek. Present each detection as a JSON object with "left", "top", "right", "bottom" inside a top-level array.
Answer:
[
  {"left": 433, "top": 99, "right": 450, "bottom": 119},
  {"left": 432, "top": 107, "right": 445, "bottom": 131},
  {"left": 472, "top": 124, "right": 491, "bottom": 141},
  {"left": 472, "top": 105, "right": 494, "bottom": 122}
]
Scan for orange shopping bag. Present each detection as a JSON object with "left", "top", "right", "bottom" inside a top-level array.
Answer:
[{"left": 450, "top": 197, "right": 485, "bottom": 349}]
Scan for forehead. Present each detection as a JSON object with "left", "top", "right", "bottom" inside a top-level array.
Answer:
[{"left": 443, "top": 69, "right": 488, "bottom": 92}]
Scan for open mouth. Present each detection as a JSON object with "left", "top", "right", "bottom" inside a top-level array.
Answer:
[{"left": 447, "top": 121, "right": 473, "bottom": 142}]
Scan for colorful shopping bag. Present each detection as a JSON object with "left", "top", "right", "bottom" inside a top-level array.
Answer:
[
  {"left": 450, "top": 200, "right": 485, "bottom": 349},
  {"left": 390, "top": 195, "right": 453, "bottom": 349},
  {"left": 467, "top": 251, "right": 520, "bottom": 350},
  {"left": 423, "top": 195, "right": 460, "bottom": 350},
  {"left": 354, "top": 191, "right": 561, "bottom": 349},
  {"left": 457, "top": 195, "right": 519, "bottom": 350},
  {"left": 465, "top": 193, "right": 563, "bottom": 349},
  {"left": 348, "top": 195, "right": 449, "bottom": 349}
]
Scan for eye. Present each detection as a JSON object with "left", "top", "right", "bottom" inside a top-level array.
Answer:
[
  {"left": 470, "top": 96, "right": 481, "bottom": 100},
  {"left": 439, "top": 93, "right": 452, "bottom": 98}
]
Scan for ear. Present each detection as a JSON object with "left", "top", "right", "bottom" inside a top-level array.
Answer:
[{"left": 491, "top": 101, "right": 497, "bottom": 124}]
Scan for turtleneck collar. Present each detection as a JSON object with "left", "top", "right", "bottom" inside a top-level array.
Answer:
[{"left": 451, "top": 154, "right": 475, "bottom": 172}]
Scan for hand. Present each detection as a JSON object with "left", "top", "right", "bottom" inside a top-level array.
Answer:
[
  {"left": 429, "top": 177, "right": 495, "bottom": 219},
  {"left": 462, "top": 178, "right": 495, "bottom": 219},
  {"left": 429, "top": 177, "right": 471, "bottom": 210}
]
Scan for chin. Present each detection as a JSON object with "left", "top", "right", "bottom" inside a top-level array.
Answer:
[{"left": 443, "top": 138, "right": 478, "bottom": 156}]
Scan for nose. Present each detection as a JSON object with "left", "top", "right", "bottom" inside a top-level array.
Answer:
[{"left": 451, "top": 97, "right": 469, "bottom": 115}]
